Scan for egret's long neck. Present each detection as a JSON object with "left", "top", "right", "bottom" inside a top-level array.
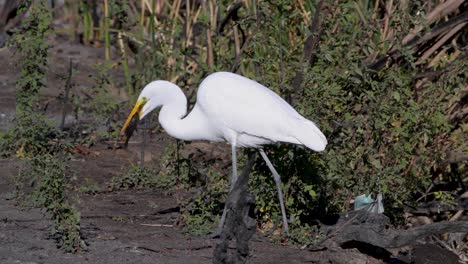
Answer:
[{"left": 158, "top": 88, "right": 216, "bottom": 141}]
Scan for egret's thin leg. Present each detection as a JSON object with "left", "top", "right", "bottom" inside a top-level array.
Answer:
[
  {"left": 259, "top": 148, "right": 289, "bottom": 235},
  {"left": 231, "top": 143, "right": 238, "bottom": 189},
  {"left": 217, "top": 143, "right": 238, "bottom": 232}
]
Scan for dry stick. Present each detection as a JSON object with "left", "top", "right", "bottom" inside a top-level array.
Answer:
[
  {"left": 60, "top": 58, "right": 73, "bottom": 131},
  {"left": 296, "top": 0, "right": 310, "bottom": 25},
  {"left": 211, "top": 0, "right": 218, "bottom": 33},
  {"left": 416, "top": 22, "right": 467, "bottom": 65},
  {"left": 402, "top": 0, "right": 464, "bottom": 45},
  {"left": 117, "top": 32, "right": 132, "bottom": 97},
  {"left": 427, "top": 47, "right": 449, "bottom": 68},
  {"left": 104, "top": 0, "right": 110, "bottom": 60},
  {"left": 203, "top": 1, "right": 214, "bottom": 71},
  {"left": 290, "top": 0, "right": 324, "bottom": 105},
  {"left": 233, "top": 26, "right": 241, "bottom": 70},
  {"left": 185, "top": 0, "right": 191, "bottom": 49},
  {"left": 371, "top": 0, "right": 380, "bottom": 20},
  {"left": 168, "top": 0, "right": 182, "bottom": 78},
  {"left": 140, "top": 116, "right": 149, "bottom": 168},
  {"left": 368, "top": 9, "right": 468, "bottom": 72},
  {"left": 169, "top": 0, "right": 181, "bottom": 21},
  {"left": 140, "top": 223, "right": 174, "bottom": 227},
  {"left": 449, "top": 210, "right": 464, "bottom": 221},
  {"left": 382, "top": 0, "right": 393, "bottom": 42},
  {"left": 413, "top": 50, "right": 467, "bottom": 89},
  {"left": 230, "top": 34, "right": 253, "bottom": 73},
  {"left": 217, "top": 2, "right": 244, "bottom": 35},
  {"left": 140, "top": 0, "right": 145, "bottom": 25}
]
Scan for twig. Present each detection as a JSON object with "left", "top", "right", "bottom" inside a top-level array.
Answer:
[
  {"left": 140, "top": 223, "right": 174, "bottom": 227},
  {"left": 290, "top": 0, "right": 325, "bottom": 104},
  {"left": 60, "top": 58, "right": 73, "bottom": 131}
]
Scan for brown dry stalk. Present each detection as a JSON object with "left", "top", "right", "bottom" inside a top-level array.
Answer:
[
  {"left": 104, "top": 0, "right": 110, "bottom": 60},
  {"left": 185, "top": 0, "right": 191, "bottom": 48},
  {"left": 427, "top": 47, "right": 448, "bottom": 68},
  {"left": 203, "top": 0, "right": 214, "bottom": 71},
  {"left": 290, "top": 0, "right": 324, "bottom": 99},
  {"left": 233, "top": 26, "right": 241, "bottom": 67},
  {"left": 402, "top": 0, "right": 464, "bottom": 44},
  {"left": 140, "top": 0, "right": 145, "bottom": 25},
  {"left": 186, "top": 5, "right": 202, "bottom": 48},
  {"left": 416, "top": 22, "right": 467, "bottom": 65},
  {"left": 169, "top": 0, "right": 181, "bottom": 21},
  {"left": 144, "top": 0, "right": 160, "bottom": 24},
  {"left": 296, "top": 0, "right": 310, "bottom": 25},
  {"left": 210, "top": 0, "right": 218, "bottom": 31},
  {"left": 382, "top": 0, "right": 394, "bottom": 42},
  {"left": 371, "top": 0, "right": 380, "bottom": 20}
]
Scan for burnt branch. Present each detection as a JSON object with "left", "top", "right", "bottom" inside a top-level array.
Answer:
[
  {"left": 331, "top": 211, "right": 468, "bottom": 249},
  {"left": 217, "top": 2, "right": 244, "bottom": 36},
  {"left": 289, "top": 0, "right": 325, "bottom": 104},
  {"left": 213, "top": 152, "right": 257, "bottom": 264}
]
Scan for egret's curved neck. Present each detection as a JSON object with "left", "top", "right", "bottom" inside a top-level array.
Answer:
[{"left": 157, "top": 86, "right": 215, "bottom": 141}]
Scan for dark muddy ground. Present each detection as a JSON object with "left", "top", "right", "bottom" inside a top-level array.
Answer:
[
  {"left": 0, "top": 147, "right": 320, "bottom": 264},
  {"left": 0, "top": 37, "right": 463, "bottom": 264}
]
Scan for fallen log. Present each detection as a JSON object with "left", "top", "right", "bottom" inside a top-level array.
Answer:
[
  {"left": 213, "top": 153, "right": 257, "bottom": 264},
  {"left": 329, "top": 210, "right": 468, "bottom": 249}
]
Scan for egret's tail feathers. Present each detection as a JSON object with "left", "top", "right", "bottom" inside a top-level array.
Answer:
[{"left": 293, "top": 120, "right": 327, "bottom": 152}]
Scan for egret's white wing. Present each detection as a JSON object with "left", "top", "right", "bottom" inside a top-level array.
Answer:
[{"left": 197, "top": 72, "right": 327, "bottom": 151}]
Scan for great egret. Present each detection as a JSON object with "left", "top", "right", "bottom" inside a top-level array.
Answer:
[{"left": 120, "top": 72, "right": 327, "bottom": 235}]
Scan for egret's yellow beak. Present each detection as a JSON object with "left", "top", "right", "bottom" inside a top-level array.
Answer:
[{"left": 120, "top": 97, "right": 148, "bottom": 137}]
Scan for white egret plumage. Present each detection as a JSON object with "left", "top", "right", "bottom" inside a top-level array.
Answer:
[{"left": 120, "top": 72, "right": 327, "bottom": 235}]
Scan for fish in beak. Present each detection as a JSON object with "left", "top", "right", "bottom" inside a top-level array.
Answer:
[{"left": 119, "top": 97, "right": 148, "bottom": 147}]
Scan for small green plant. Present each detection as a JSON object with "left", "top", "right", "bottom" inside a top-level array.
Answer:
[
  {"left": 157, "top": 142, "right": 195, "bottom": 189},
  {"left": 83, "top": 63, "right": 119, "bottom": 122},
  {"left": 0, "top": 113, "right": 66, "bottom": 157},
  {"left": 288, "top": 224, "right": 324, "bottom": 247},
  {"left": 4, "top": 1, "right": 85, "bottom": 253},
  {"left": 12, "top": 0, "right": 52, "bottom": 115},
  {"left": 78, "top": 178, "right": 101, "bottom": 194},
  {"left": 181, "top": 167, "right": 229, "bottom": 235},
  {"left": 24, "top": 154, "right": 85, "bottom": 252},
  {"left": 1, "top": 0, "right": 57, "bottom": 157},
  {"left": 110, "top": 165, "right": 158, "bottom": 190}
]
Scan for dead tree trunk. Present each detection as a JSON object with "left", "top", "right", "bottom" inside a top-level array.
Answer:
[
  {"left": 213, "top": 153, "right": 257, "bottom": 264},
  {"left": 327, "top": 210, "right": 468, "bottom": 249}
]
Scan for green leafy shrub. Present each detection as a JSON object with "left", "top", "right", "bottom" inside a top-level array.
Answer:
[
  {"left": 110, "top": 165, "right": 158, "bottom": 190},
  {"left": 181, "top": 167, "right": 229, "bottom": 235},
  {"left": 24, "top": 154, "right": 85, "bottom": 252},
  {"left": 78, "top": 178, "right": 101, "bottom": 195},
  {"left": 11, "top": 0, "right": 52, "bottom": 115},
  {"left": 0, "top": 113, "right": 66, "bottom": 157},
  {"left": 3, "top": 1, "right": 85, "bottom": 252},
  {"left": 1, "top": 0, "right": 56, "bottom": 157}
]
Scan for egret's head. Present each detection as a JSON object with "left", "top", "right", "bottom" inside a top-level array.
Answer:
[
  {"left": 119, "top": 96, "right": 149, "bottom": 138},
  {"left": 119, "top": 80, "right": 180, "bottom": 140}
]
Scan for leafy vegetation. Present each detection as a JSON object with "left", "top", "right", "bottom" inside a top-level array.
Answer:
[
  {"left": 0, "top": 0, "right": 56, "bottom": 157},
  {"left": 110, "top": 165, "right": 158, "bottom": 190},
  {"left": 1, "top": 0, "right": 84, "bottom": 252},
  {"left": 26, "top": 154, "right": 85, "bottom": 252}
]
